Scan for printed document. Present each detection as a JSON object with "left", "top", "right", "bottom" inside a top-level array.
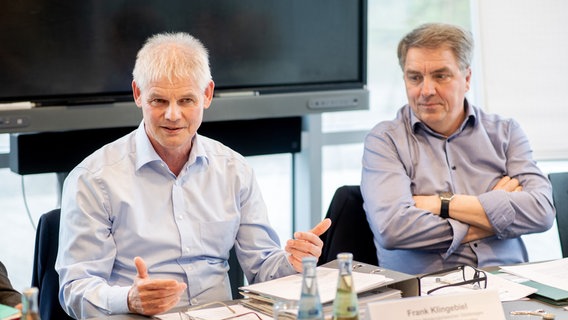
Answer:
[{"left": 500, "top": 258, "right": 568, "bottom": 291}]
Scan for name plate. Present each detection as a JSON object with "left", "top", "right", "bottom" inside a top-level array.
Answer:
[{"left": 366, "top": 290, "right": 505, "bottom": 320}]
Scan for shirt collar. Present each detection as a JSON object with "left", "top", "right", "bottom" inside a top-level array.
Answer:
[
  {"left": 187, "top": 133, "right": 209, "bottom": 167},
  {"left": 134, "top": 121, "right": 209, "bottom": 172},
  {"left": 410, "top": 98, "right": 477, "bottom": 136},
  {"left": 134, "top": 122, "right": 160, "bottom": 171}
]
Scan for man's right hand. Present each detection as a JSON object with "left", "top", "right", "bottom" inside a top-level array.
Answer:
[
  {"left": 460, "top": 176, "right": 522, "bottom": 242},
  {"left": 127, "top": 256, "right": 187, "bottom": 316},
  {"left": 493, "top": 176, "right": 522, "bottom": 192}
]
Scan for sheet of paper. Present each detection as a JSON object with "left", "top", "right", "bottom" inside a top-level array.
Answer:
[
  {"left": 155, "top": 304, "right": 272, "bottom": 320},
  {"left": 500, "top": 258, "right": 568, "bottom": 292},
  {"left": 419, "top": 269, "right": 537, "bottom": 301},
  {"left": 488, "top": 272, "right": 538, "bottom": 301},
  {"left": 240, "top": 267, "right": 390, "bottom": 304}
]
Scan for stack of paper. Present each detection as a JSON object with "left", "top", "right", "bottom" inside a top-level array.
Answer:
[
  {"left": 239, "top": 266, "right": 401, "bottom": 318},
  {"left": 499, "top": 258, "right": 568, "bottom": 305},
  {"left": 240, "top": 286, "right": 401, "bottom": 319},
  {"left": 240, "top": 267, "right": 392, "bottom": 303}
]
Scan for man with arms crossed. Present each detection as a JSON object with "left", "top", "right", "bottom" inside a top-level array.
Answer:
[
  {"left": 56, "top": 32, "right": 331, "bottom": 318},
  {"left": 361, "top": 23, "right": 555, "bottom": 275}
]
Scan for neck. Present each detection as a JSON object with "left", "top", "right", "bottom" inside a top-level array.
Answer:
[{"left": 154, "top": 144, "right": 191, "bottom": 177}]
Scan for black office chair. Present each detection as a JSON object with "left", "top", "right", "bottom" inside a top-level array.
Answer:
[
  {"left": 31, "top": 208, "right": 73, "bottom": 320},
  {"left": 548, "top": 172, "right": 568, "bottom": 258},
  {"left": 228, "top": 247, "right": 244, "bottom": 299},
  {"left": 317, "top": 185, "right": 378, "bottom": 266}
]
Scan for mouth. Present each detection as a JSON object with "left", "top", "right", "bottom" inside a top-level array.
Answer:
[
  {"left": 162, "top": 126, "right": 184, "bottom": 133},
  {"left": 418, "top": 102, "right": 443, "bottom": 109}
]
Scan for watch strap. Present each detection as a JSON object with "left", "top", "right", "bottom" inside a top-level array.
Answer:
[
  {"left": 439, "top": 192, "right": 453, "bottom": 219},
  {"left": 440, "top": 198, "right": 450, "bottom": 219}
]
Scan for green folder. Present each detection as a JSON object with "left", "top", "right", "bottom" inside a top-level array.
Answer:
[
  {"left": 524, "top": 280, "right": 568, "bottom": 306},
  {"left": 0, "top": 304, "right": 20, "bottom": 320}
]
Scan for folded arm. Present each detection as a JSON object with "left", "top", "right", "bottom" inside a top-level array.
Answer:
[{"left": 413, "top": 176, "right": 524, "bottom": 242}]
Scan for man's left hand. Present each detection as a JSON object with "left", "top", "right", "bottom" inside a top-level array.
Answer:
[{"left": 285, "top": 218, "right": 332, "bottom": 272}]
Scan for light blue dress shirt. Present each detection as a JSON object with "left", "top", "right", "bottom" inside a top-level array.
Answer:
[
  {"left": 55, "top": 122, "right": 295, "bottom": 319},
  {"left": 361, "top": 101, "right": 555, "bottom": 275}
]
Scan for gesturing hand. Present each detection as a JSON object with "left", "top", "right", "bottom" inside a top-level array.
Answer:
[
  {"left": 127, "top": 257, "right": 187, "bottom": 316},
  {"left": 285, "top": 218, "right": 332, "bottom": 272}
]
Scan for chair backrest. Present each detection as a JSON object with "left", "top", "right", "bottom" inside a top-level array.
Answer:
[
  {"left": 31, "top": 208, "right": 73, "bottom": 320},
  {"left": 228, "top": 247, "right": 244, "bottom": 299},
  {"left": 317, "top": 185, "right": 378, "bottom": 266},
  {"left": 548, "top": 172, "right": 568, "bottom": 258}
]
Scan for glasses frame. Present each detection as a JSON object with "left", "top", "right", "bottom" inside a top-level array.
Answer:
[
  {"left": 418, "top": 265, "right": 488, "bottom": 295},
  {"left": 180, "top": 301, "right": 263, "bottom": 320},
  {"left": 220, "top": 311, "right": 263, "bottom": 320},
  {"left": 187, "top": 301, "right": 237, "bottom": 314}
]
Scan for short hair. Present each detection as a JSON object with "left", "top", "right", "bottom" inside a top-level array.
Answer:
[
  {"left": 132, "top": 32, "right": 212, "bottom": 92},
  {"left": 397, "top": 23, "right": 473, "bottom": 71}
]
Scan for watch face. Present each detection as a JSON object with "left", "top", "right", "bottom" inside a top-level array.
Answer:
[{"left": 440, "top": 192, "right": 454, "bottom": 200}]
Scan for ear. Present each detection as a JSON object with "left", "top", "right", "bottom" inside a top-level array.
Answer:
[
  {"left": 132, "top": 81, "right": 143, "bottom": 108},
  {"left": 464, "top": 67, "right": 472, "bottom": 92},
  {"left": 202, "top": 80, "right": 215, "bottom": 110}
]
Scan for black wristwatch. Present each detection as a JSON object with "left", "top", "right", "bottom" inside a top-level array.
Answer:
[{"left": 439, "top": 191, "right": 454, "bottom": 219}]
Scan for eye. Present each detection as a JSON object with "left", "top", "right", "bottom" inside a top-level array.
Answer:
[
  {"left": 179, "top": 98, "right": 194, "bottom": 105},
  {"left": 435, "top": 73, "right": 451, "bottom": 81},
  {"left": 149, "top": 98, "right": 168, "bottom": 107},
  {"left": 406, "top": 74, "right": 423, "bottom": 83}
]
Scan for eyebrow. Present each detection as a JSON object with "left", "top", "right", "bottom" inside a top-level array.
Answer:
[
  {"left": 147, "top": 92, "right": 197, "bottom": 100},
  {"left": 405, "top": 67, "right": 452, "bottom": 75},
  {"left": 147, "top": 93, "right": 163, "bottom": 99}
]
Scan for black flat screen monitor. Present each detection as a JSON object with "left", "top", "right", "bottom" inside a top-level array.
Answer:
[{"left": 0, "top": 0, "right": 367, "bottom": 106}]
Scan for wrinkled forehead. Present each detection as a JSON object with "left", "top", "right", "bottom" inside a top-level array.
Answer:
[
  {"left": 141, "top": 75, "right": 201, "bottom": 92},
  {"left": 404, "top": 47, "right": 460, "bottom": 71}
]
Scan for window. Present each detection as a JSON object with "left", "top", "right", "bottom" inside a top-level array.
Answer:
[
  {"left": 246, "top": 154, "right": 293, "bottom": 244},
  {"left": 474, "top": 1, "right": 568, "bottom": 161},
  {"left": 0, "top": 168, "right": 58, "bottom": 291}
]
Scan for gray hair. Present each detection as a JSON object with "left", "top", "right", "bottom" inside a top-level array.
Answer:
[
  {"left": 132, "top": 32, "right": 212, "bottom": 92},
  {"left": 397, "top": 23, "right": 473, "bottom": 71}
]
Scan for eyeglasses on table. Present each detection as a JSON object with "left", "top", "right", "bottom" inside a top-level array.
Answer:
[
  {"left": 178, "top": 301, "right": 263, "bottom": 320},
  {"left": 418, "top": 264, "right": 488, "bottom": 295}
]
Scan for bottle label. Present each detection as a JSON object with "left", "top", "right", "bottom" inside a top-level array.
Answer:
[{"left": 333, "top": 291, "right": 358, "bottom": 319}]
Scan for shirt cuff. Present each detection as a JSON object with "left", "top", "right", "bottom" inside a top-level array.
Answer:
[
  {"left": 275, "top": 254, "right": 298, "bottom": 278},
  {"left": 442, "top": 219, "right": 468, "bottom": 259},
  {"left": 107, "top": 286, "right": 132, "bottom": 315},
  {"left": 478, "top": 189, "right": 514, "bottom": 236}
]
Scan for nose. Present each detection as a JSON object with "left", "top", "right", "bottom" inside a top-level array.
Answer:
[
  {"left": 420, "top": 76, "right": 436, "bottom": 97},
  {"left": 165, "top": 102, "right": 182, "bottom": 121}
]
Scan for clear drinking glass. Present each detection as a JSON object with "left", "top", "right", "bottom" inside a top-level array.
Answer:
[{"left": 273, "top": 300, "right": 299, "bottom": 320}]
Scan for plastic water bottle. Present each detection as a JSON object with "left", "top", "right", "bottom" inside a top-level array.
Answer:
[
  {"left": 297, "top": 256, "right": 324, "bottom": 320},
  {"left": 332, "top": 253, "right": 359, "bottom": 320},
  {"left": 21, "top": 287, "right": 41, "bottom": 320}
]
